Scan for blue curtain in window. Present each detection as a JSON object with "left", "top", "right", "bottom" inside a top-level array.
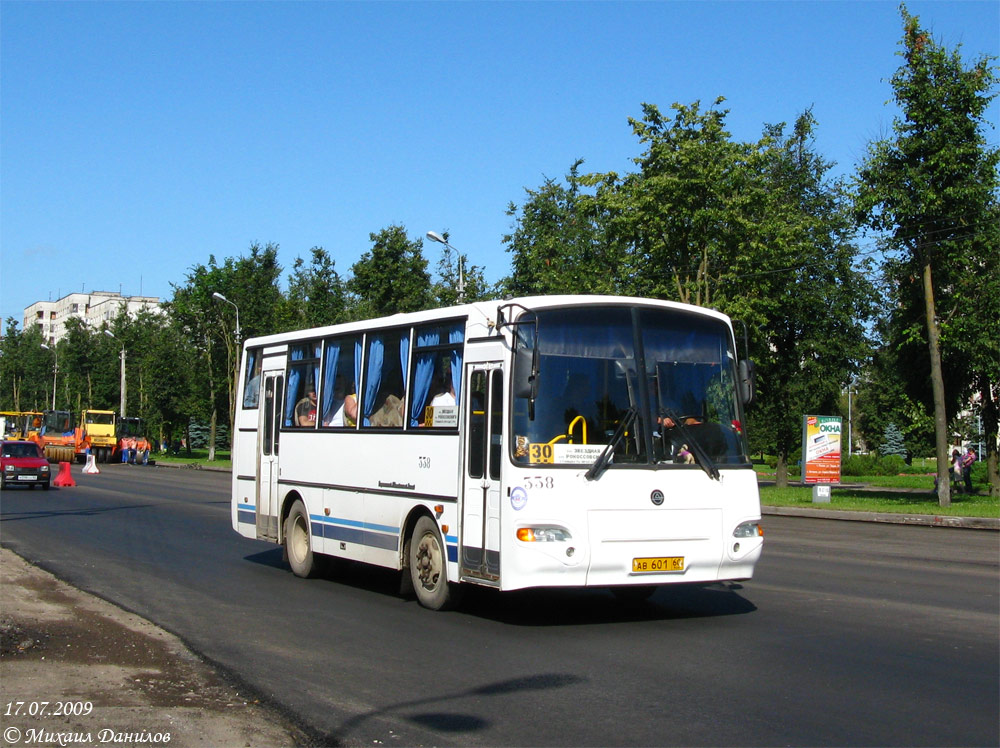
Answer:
[
  {"left": 284, "top": 346, "right": 305, "bottom": 427},
  {"left": 410, "top": 330, "right": 439, "bottom": 426},
  {"left": 362, "top": 336, "right": 384, "bottom": 427},
  {"left": 450, "top": 325, "right": 464, "bottom": 406},
  {"left": 400, "top": 334, "right": 410, "bottom": 392},
  {"left": 354, "top": 339, "right": 362, "bottom": 408},
  {"left": 321, "top": 341, "right": 341, "bottom": 426}
]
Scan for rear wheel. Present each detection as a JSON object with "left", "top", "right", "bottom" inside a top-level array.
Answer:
[
  {"left": 409, "top": 516, "right": 452, "bottom": 610},
  {"left": 284, "top": 499, "right": 316, "bottom": 578}
]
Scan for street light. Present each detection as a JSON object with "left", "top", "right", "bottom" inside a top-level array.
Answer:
[
  {"left": 40, "top": 344, "right": 57, "bottom": 410},
  {"left": 426, "top": 231, "right": 466, "bottom": 303},
  {"left": 212, "top": 292, "right": 241, "bottom": 345},
  {"left": 105, "top": 330, "right": 127, "bottom": 418}
]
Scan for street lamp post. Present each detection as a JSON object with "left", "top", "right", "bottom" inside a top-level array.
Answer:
[
  {"left": 105, "top": 330, "right": 127, "bottom": 418},
  {"left": 426, "top": 231, "right": 466, "bottom": 303},
  {"left": 40, "top": 344, "right": 57, "bottom": 409},
  {"left": 212, "top": 292, "right": 241, "bottom": 345}
]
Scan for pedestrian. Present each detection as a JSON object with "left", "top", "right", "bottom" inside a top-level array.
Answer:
[
  {"left": 961, "top": 446, "right": 977, "bottom": 495},
  {"left": 951, "top": 449, "right": 964, "bottom": 494}
]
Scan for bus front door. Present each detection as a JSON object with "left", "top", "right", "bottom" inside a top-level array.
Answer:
[
  {"left": 461, "top": 365, "right": 503, "bottom": 583},
  {"left": 257, "top": 373, "right": 283, "bottom": 542}
]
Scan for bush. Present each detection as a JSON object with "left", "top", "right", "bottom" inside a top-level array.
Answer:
[{"left": 843, "top": 453, "right": 913, "bottom": 476}]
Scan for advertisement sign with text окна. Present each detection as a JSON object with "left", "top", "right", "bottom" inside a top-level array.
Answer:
[{"left": 802, "top": 415, "right": 842, "bottom": 484}]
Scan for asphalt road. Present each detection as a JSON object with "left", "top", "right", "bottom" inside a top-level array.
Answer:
[{"left": 1, "top": 465, "right": 997, "bottom": 747}]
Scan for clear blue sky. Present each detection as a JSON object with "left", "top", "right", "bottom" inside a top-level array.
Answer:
[{"left": 2, "top": 1, "right": 997, "bottom": 328}]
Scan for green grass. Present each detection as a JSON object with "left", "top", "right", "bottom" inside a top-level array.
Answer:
[
  {"left": 759, "top": 485, "right": 998, "bottom": 518},
  {"left": 154, "top": 449, "right": 231, "bottom": 470},
  {"left": 755, "top": 460, "right": 996, "bottom": 517}
]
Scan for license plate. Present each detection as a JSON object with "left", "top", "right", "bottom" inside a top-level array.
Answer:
[
  {"left": 17, "top": 475, "right": 37, "bottom": 481},
  {"left": 632, "top": 556, "right": 684, "bottom": 573}
]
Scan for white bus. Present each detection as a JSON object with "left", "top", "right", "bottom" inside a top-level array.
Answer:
[{"left": 231, "top": 295, "right": 763, "bottom": 609}]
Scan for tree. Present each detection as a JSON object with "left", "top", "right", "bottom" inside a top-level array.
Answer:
[
  {"left": 284, "top": 246, "right": 347, "bottom": 329},
  {"left": 347, "top": 225, "right": 432, "bottom": 318},
  {"left": 855, "top": 6, "right": 999, "bottom": 504},
  {"left": 502, "top": 160, "right": 621, "bottom": 297},
  {"left": 0, "top": 319, "right": 50, "bottom": 411},
  {"left": 718, "top": 113, "right": 874, "bottom": 484},
  {"left": 879, "top": 422, "right": 908, "bottom": 459},
  {"left": 588, "top": 100, "right": 750, "bottom": 305}
]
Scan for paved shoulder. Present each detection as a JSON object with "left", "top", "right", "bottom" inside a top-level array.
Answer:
[{"left": 0, "top": 548, "right": 306, "bottom": 748}]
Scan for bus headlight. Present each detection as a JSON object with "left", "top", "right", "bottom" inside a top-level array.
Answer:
[
  {"left": 733, "top": 521, "right": 763, "bottom": 538},
  {"left": 516, "top": 526, "right": 572, "bottom": 543}
]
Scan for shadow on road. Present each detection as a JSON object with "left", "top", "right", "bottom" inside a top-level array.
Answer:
[
  {"left": 326, "top": 672, "right": 585, "bottom": 745},
  {"left": 243, "top": 549, "right": 757, "bottom": 626}
]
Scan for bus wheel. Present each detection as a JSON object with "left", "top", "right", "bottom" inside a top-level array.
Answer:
[
  {"left": 409, "top": 516, "right": 451, "bottom": 610},
  {"left": 285, "top": 500, "right": 315, "bottom": 578}
]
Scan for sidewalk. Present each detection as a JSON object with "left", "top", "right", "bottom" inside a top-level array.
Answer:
[{"left": 0, "top": 548, "right": 306, "bottom": 748}]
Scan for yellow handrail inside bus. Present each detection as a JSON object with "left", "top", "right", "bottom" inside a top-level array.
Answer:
[{"left": 546, "top": 416, "right": 588, "bottom": 446}]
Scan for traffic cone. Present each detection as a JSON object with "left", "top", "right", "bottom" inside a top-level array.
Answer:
[
  {"left": 53, "top": 461, "right": 76, "bottom": 487},
  {"left": 83, "top": 450, "right": 100, "bottom": 475}
]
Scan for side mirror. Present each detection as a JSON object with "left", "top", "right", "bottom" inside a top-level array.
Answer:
[{"left": 738, "top": 360, "right": 756, "bottom": 405}]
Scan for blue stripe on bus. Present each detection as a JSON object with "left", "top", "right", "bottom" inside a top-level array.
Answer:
[
  {"left": 309, "top": 514, "right": 400, "bottom": 552},
  {"left": 241, "top": 507, "right": 457, "bottom": 562}
]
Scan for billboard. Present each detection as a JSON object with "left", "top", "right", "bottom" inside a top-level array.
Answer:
[{"left": 802, "top": 415, "right": 842, "bottom": 484}]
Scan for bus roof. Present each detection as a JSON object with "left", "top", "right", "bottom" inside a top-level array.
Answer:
[{"left": 240, "top": 295, "right": 733, "bottom": 350}]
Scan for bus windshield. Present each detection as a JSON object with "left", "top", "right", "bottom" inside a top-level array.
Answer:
[{"left": 511, "top": 305, "right": 749, "bottom": 469}]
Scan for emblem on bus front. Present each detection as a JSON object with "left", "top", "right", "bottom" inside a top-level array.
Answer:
[{"left": 650, "top": 490, "right": 664, "bottom": 506}]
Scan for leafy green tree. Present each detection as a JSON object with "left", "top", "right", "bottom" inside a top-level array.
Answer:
[
  {"left": 588, "top": 100, "right": 751, "bottom": 305},
  {"left": 0, "top": 318, "right": 50, "bottom": 411},
  {"left": 284, "top": 246, "right": 347, "bottom": 330},
  {"left": 170, "top": 258, "right": 232, "bottom": 460},
  {"left": 347, "top": 225, "right": 432, "bottom": 318},
  {"left": 502, "top": 160, "right": 621, "bottom": 296},
  {"left": 855, "top": 6, "right": 999, "bottom": 503},
  {"left": 720, "top": 113, "right": 875, "bottom": 484}
]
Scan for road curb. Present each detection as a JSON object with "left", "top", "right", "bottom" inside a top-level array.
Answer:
[
  {"left": 762, "top": 504, "right": 999, "bottom": 530},
  {"left": 151, "top": 462, "right": 998, "bottom": 529}
]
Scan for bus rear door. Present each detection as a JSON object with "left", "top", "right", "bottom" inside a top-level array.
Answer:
[{"left": 257, "top": 373, "right": 283, "bottom": 542}]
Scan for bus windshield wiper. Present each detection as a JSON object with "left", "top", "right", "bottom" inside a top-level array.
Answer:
[
  {"left": 585, "top": 406, "right": 638, "bottom": 482},
  {"left": 660, "top": 406, "right": 720, "bottom": 481}
]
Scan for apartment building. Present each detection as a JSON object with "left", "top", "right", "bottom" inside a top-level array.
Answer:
[{"left": 24, "top": 291, "right": 163, "bottom": 345}]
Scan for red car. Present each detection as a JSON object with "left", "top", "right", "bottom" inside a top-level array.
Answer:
[{"left": 1, "top": 440, "right": 51, "bottom": 490}]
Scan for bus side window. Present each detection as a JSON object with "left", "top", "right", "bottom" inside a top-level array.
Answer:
[
  {"left": 243, "top": 349, "right": 261, "bottom": 409},
  {"left": 362, "top": 329, "right": 408, "bottom": 429},
  {"left": 320, "top": 335, "right": 359, "bottom": 429},
  {"left": 410, "top": 321, "right": 463, "bottom": 429},
  {"left": 285, "top": 342, "right": 321, "bottom": 428}
]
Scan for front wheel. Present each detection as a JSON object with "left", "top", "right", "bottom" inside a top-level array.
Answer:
[
  {"left": 284, "top": 499, "right": 316, "bottom": 578},
  {"left": 409, "top": 516, "right": 453, "bottom": 610}
]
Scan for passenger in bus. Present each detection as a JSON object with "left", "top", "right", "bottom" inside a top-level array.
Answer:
[
  {"left": 295, "top": 388, "right": 318, "bottom": 427},
  {"left": 370, "top": 394, "right": 404, "bottom": 428},
  {"left": 430, "top": 371, "right": 456, "bottom": 407},
  {"left": 324, "top": 378, "right": 357, "bottom": 428}
]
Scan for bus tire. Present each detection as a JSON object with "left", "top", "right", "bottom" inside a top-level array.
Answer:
[
  {"left": 284, "top": 499, "right": 316, "bottom": 578},
  {"left": 409, "top": 516, "right": 452, "bottom": 610}
]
